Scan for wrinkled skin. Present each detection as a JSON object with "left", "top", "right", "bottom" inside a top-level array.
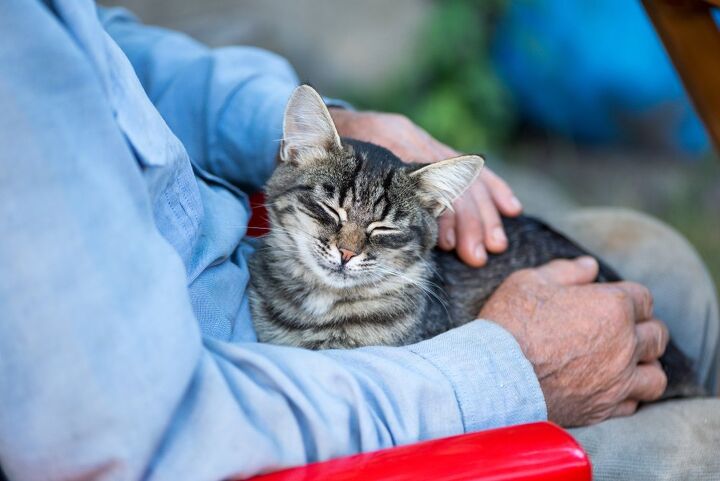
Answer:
[{"left": 480, "top": 257, "right": 669, "bottom": 427}]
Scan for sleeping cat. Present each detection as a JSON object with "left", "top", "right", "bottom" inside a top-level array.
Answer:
[{"left": 248, "top": 85, "right": 700, "bottom": 398}]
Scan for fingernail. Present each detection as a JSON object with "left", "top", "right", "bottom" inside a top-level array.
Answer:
[
  {"left": 474, "top": 245, "right": 487, "bottom": 263},
  {"left": 492, "top": 226, "right": 506, "bottom": 244},
  {"left": 509, "top": 196, "right": 522, "bottom": 210},
  {"left": 578, "top": 256, "right": 597, "bottom": 269},
  {"left": 445, "top": 230, "right": 455, "bottom": 248}
]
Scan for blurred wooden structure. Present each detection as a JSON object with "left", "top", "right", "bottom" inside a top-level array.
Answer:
[{"left": 642, "top": 0, "right": 720, "bottom": 151}]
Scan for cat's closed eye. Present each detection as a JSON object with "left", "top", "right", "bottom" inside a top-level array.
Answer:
[
  {"left": 367, "top": 222, "right": 401, "bottom": 236},
  {"left": 316, "top": 200, "right": 342, "bottom": 224}
]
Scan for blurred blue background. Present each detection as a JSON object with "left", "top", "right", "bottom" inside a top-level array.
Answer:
[{"left": 492, "top": 0, "right": 709, "bottom": 155}]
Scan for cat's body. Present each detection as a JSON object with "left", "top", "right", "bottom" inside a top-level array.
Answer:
[{"left": 249, "top": 85, "right": 701, "bottom": 398}]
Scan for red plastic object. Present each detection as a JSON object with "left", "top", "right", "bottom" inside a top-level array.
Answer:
[
  {"left": 247, "top": 192, "right": 269, "bottom": 237},
  {"left": 248, "top": 422, "right": 590, "bottom": 481}
]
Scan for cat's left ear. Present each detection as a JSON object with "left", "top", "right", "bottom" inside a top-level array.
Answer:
[
  {"left": 410, "top": 155, "right": 485, "bottom": 216},
  {"left": 280, "top": 85, "right": 343, "bottom": 165}
]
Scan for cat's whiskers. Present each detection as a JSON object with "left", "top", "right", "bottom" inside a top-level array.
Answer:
[
  {"left": 413, "top": 253, "right": 442, "bottom": 278},
  {"left": 267, "top": 226, "right": 318, "bottom": 248},
  {"left": 370, "top": 261, "right": 449, "bottom": 316}
]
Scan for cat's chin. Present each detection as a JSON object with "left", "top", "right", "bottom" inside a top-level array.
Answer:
[
  {"left": 315, "top": 266, "right": 368, "bottom": 289},
  {"left": 304, "top": 259, "right": 381, "bottom": 289}
]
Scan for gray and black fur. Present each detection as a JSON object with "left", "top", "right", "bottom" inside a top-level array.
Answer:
[{"left": 249, "top": 85, "right": 701, "bottom": 398}]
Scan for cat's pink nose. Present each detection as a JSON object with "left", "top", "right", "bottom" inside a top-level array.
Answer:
[{"left": 339, "top": 248, "right": 358, "bottom": 264}]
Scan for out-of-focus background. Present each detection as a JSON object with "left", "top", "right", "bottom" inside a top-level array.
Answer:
[{"left": 104, "top": 0, "right": 720, "bottom": 288}]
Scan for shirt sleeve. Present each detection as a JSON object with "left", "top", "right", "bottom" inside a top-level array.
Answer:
[
  {"left": 0, "top": 3, "right": 545, "bottom": 481},
  {"left": 97, "top": 6, "right": 298, "bottom": 193}
]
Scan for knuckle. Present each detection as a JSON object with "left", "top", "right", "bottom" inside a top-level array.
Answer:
[
  {"left": 660, "top": 322, "right": 670, "bottom": 350},
  {"left": 606, "top": 300, "right": 627, "bottom": 323},
  {"left": 625, "top": 401, "right": 640, "bottom": 417},
  {"left": 638, "top": 284, "right": 652, "bottom": 304},
  {"left": 390, "top": 113, "right": 410, "bottom": 125},
  {"left": 656, "top": 323, "right": 670, "bottom": 356},
  {"left": 607, "top": 286, "right": 629, "bottom": 304},
  {"left": 638, "top": 284, "right": 654, "bottom": 316},
  {"left": 648, "top": 292, "right": 655, "bottom": 316},
  {"left": 483, "top": 215, "right": 501, "bottom": 230},
  {"left": 602, "top": 288, "right": 631, "bottom": 321},
  {"left": 652, "top": 369, "right": 668, "bottom": 397},
  {"left": 618, "top": 399, "right": 638, "bottom": 416},
  {"left": 618, "top": 343, "right": 637, "bottom": 370},
  {"left": 508, "top": 268, "right": 536, "bottom": 284}
]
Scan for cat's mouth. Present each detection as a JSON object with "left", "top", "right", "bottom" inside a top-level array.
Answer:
[
  {"left": 313, "top": 258, "right": 369, "bottom": 287},
  {"left": 323, "top": 263, "right": 357, "bottom": 276}
]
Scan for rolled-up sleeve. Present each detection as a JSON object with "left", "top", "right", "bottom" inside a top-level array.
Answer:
[{"left": 98, "top": 7, "right": 297, "bottom": 192}]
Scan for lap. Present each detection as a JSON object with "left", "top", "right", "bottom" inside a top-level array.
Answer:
[{"left": 569, "top": 398, "right": 720, "bottom": 480}]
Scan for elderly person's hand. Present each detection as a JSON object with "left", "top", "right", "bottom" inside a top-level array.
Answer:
[
  {"left": 329, "top": 109, "right": 522, "bottom": 267},
  {"left": 480, "top": 257, "right": 669, "bottom": 427}
]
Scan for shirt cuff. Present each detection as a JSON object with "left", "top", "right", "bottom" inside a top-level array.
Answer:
[{"left": 405, "top": 319, "right": 547, "bottom": 433}]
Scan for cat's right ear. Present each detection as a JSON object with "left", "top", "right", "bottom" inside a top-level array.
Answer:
[
  {"left": 410, "top": 155, "right": 485, "bottom": 216},
  {"left": 280, "top": 85, "right": 342, "bottom": 165}
]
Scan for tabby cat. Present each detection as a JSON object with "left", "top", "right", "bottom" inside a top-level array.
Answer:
[{"left": 248, "top": 85, "right": 699, "bottom": 398}]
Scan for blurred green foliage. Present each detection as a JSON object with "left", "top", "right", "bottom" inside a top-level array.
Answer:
[
  {"left": 660, "top": 159, "right": 720, "bottom": 289},
  {"left": 346, "top": 0, "right": 514, "bottom": 153}
]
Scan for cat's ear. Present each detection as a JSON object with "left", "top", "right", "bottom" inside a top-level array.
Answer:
[
  {"left": 410, "top": 155, "right": 485, "bottom": 216},
  {"left": 280, "top": 85, "right": 342, "bottom": 165}
]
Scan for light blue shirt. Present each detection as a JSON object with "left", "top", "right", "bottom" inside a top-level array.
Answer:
[{"left": 0, "top": 1, "right": 546, "bottom": 480}]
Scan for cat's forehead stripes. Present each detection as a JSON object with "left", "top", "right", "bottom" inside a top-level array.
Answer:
[
  {"left": 339, "top": 151, "right": 364, "bottom": 206},
  {"left": 322, "top": 183, "right": 335, "bottom": 197},
  {"left": 274, "top": 184, "right": 314, "bottom": 200},
  {"left": 376, "top": 169, "right": 396, "bottom": 221}
]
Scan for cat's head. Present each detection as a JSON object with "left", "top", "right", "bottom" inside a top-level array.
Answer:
[{"left": 264, "top": 85, "right": 484, "bottom": 288}]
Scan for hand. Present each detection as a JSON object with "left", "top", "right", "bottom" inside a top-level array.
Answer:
[
  {"left": 479, "top": 257, "right": 669, "bottom": 427},
  {"left": 329, "top": 109, "right": 522, "bottom": 267}
]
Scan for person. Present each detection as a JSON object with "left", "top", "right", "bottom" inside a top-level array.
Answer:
[{"left": 0, "top": 1, "right": 717, "bottom": 480}]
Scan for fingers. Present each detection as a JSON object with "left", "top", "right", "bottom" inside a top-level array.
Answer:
[
  {"left": 610, "top": 399, "right": 639, "bottom": 418},
  {"left": 407, "top": 132, "right": 517, "bottom": 261},
  {"left": 454, "top": 198, "right": 487, "bottom": 267},
  {"left": 437, "top": 211, "right": 456, "bottom": 250},
  {"left": 635, "top": 319, "right": 669, "bottom": 362},
  {"left": 441, "top": 181, "right": 508, "bottom": 260},
  {"left": 627, "top": 361, "right": 668, "bottom": 401},
  {"left": 415, "top": 135, "right": 516, "bottom": 260},
  {"left": 535, "top": 257, "right": 599, "bottom": 286},
  {"left": 472, "top": 185, "right": 507, "bottom": 254},
  {"left": 481, "top": 169, "right": 522, "bottom": 217},
  {"left": 611, "top": 281, "right": 654, "bottom": 321}
]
